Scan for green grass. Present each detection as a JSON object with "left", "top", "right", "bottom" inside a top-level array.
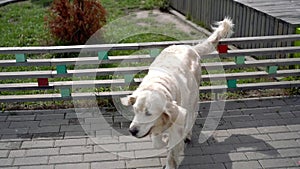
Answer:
[{"left": 0, "top": 2, "right": 50, "bottom": 47}]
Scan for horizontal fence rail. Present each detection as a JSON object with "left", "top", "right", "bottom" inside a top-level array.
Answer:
[{"left": 0, "top": 35, "right": 300, "bottom": 103}]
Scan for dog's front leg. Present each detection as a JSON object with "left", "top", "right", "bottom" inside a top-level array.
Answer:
[
  {"left": 165, "top": 141, "right": 184, "bottom": 169},
  {"left": 151, "top": 133, "right": 167, "bottom": 149}
]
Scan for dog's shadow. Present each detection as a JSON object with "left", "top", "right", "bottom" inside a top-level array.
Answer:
[{"left": 179, "top": 127, "right": 279, "bottom": 169}]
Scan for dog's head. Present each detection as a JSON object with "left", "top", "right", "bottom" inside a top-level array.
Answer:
[{"left": 121, "top": 90, "right": 186, "bottom": 138}]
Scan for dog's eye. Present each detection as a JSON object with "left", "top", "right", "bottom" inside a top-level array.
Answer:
[{"left": 145, "top": 110, "right": 151, "bottom": 116}]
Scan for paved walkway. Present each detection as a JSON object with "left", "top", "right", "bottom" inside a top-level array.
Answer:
[{"left": 0, "top": 96, "right": 300, "bottom": 169}]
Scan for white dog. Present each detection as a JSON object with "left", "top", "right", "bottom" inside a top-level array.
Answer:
[{"left": 121, "top": 18, "right": 233, "bottom": 169}]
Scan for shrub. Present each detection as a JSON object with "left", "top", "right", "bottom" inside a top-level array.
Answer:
[{"left": 45, "top": 0, "right": 107, "bottom": 45}]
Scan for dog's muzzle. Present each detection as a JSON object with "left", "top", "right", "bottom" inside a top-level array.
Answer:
[{"left": 129, "top": 126, "right": 139, "bottom": 137}]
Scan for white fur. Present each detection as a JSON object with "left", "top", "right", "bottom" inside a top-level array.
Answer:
[{"left": 121, "top": 18, "right": 233, "bottom": 169}]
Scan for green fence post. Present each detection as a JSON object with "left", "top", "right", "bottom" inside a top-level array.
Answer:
[
  {"left": 15, "top": 54, "right": 27, "bottom": 62},
  {"left": 267, "top": 66, "right": 278, "bottom": 74},
  {"left": 150, "top": 49, "right": 160, "bottom": 57},
  {"left": 56, "top": 65, "right": 67, "bottom": 74},
  {"left": 124, "top": 74, "right": 134, "bottom": 83},
  {"left": 227, "top": 79, "right": 237, "bottom": 88},
  {"left": 235, "top": 56, "right": 245, "bottom": 65},
  {"left": 60, "top": 88, "right": 71, "bottom": 97},
  {"left": 98, "top": 51, "right": 108, "bottom": 60}
]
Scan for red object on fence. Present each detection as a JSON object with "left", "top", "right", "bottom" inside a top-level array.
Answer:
[
  {"left": 217, "top": 44, "right": 228, "bottom": 53},
  {"left": 38, "top": 78, "right": 49, "bottom": 87}
]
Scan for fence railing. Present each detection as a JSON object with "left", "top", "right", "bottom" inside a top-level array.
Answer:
[{"left": 1, "top": 34, "right": 300, "bottom": 103}]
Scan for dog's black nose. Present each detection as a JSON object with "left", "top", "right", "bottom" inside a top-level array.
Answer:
[{"left": 129, "top": 127, "right": 139, "bottom": 136}]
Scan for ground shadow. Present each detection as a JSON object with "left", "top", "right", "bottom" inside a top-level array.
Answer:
[{"left": 179, "top": 126, "right": 280, "bottom": 169}]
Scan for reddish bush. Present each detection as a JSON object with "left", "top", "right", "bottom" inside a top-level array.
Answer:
[{"left": 45, "top": 0, "right": 107, "bottom": 45}]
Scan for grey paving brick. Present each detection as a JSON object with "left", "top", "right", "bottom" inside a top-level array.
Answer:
[
  {"left": 49, "top": 154, "right": 82, "bottom": 164},
  {"left": 55, "top": 163, "right": 90, "bottom": 169},
  {"left": 235, "top": 142, "right": 269, "bottom": 152},
  {"left": 54, "top": 138, "right": 86, "bottom": 147},
  {"left": 9, "top": 121, "right": 39, "bottom": 129},
  {"left": 201, "top": 144, "right": 235, "bottom": 155},
  {"left": 32, "top": 132, "right": 63, "bottom": 139},
  {"left": 26, "top": 147, "right": 59, "bottom": 156},
  {"left": 231, "top": 121, "right": 259, "bottom": 128},
  {"left": 188, "top": 163, "right": 226, "bottom": 169},
  {"left": 267, "top": 140, "right": 300, "bottom": 149},
  {"left": 253, "top": 113, "right": 281, "bottom": 120},
  {"left": 180, "top": 155, "right": 213, "bottom": 165},
  {"left": 84, "top": 152, "right": 118, "bottom": 162},
  {"left": 0, "top": 158, "right": 13, "bottom": 166},
  {"left": 287, "top": 124, "right": 300, "bottom": 131},
  {"left": 60, "top": 146, "right": 93, "bottom": 155},
  {"left": 118, "top": 151, "right": 135, "bottom": 160},
  {"left": 28, "top": 126, "right": 60, "bottom": 134},
  {"left": 36, "top": 114, "right": 64, "bottom": 120},
  {"left": 0, "top": 128, "right": 29, "bottom": 135},
  {"left": 257, "top": 126, "right": 290, "bottom": 134},
  {"left": 278, "top": 148, "right": 300, "bottom": 157},
  {"left": 276, "top": 118, "right": 300, "bottom": 125},
  {"left": 126, "top": 158, "right": 161, "bottom": 168},
  {"left": 0, "top": 167, "right": 18, "bottom": 169},
  {"left": 94, "top": 143, "right": 126, "bottom": 152},
  {"left": 0, "top": 142, "right": 22, "bottom": 150},
  {"left": 119, "top": 135, "right": 151, "bottom": 143},
  {"left": 209, "top": 136, "right": 240, "bottom": 145},
  {"left": 279, "top": 111, "right": 296, "bottom": 118},
  {"left": 212, "top": 152, "right": 247, "bottom": 162},
  {"left": 226, "top": 161, "right": 262, "bottom": 169},
  {"left": 6, "top": 115, "right": 35, "bottom": 121},
  {"left": 259, "top": 158, "right": 297, "bottom": 168},
  {"left": 91, "top": 161, "right": 125, "bottom": 169},
  {"left": 135, "top": 149, "right": 167, "bottom": 158},
  {"left": 0, "top": 122, "right": 10, "bottom": 128},
  {"left": 0, "top": 115, "right": 7, "bottom": 121},
  {"left": 60, "top": 125, "right": 90, "bottom": 132},
  {"left": 40, "top": 119, "right": 68, "bottom": 126},
  {"left": 127, "top": 141, "right": 153, "bottom": 150},
  {"left": 228, "top": 128, "right": 259, "bottom": 135},
  {"left": 9, "top": 149, "right": 26, "bottom": 157},
  {"left": 237, "top": 134, "right": 272, "bottom": 143},
  {"left": 245, "top": 150, "right": 280, "bottom": 160},
  {"left": 21, "top": 140, "right": 54, "bottom": 149},
  {"left": 14, "top": 156, "right": 48, "bottom": 165},
  {"left": 19, "top": 165, "right": 54, "bottom": 169},
  {"left": 0, "top": 150, "right": 9, "bottom": 157},
  {"left": 268, "top": 132, "right": 300, "bottom": 140}
]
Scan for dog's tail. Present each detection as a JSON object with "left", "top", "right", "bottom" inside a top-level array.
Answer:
[{"left": 193, "top": 17, "right": 234, "bottom": 56}]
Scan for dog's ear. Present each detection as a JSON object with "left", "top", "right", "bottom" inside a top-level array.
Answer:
[
  {"left": 164, "top": 101, "right": 187, "bottom": 126},
  {"left": 120, "top": 95, "right": 137, "bottom": 106}
]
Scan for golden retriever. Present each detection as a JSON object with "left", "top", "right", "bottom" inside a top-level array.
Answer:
[{"left": 121, "top": 18, "right": 233, "bottom": 169}]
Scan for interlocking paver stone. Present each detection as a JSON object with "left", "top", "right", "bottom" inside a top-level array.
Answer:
[
  {"left": 83, "top": 152, "right": 118, "bottom": 162},
  {"left": 60, "top": 146, "right": 93, "bottom": 155},
  {"left": 126, "top": 158, "right": 161, "bottom": 168},
  {"left": 0, "top": 158, "right": 13, "bottom": 166},
  {"left": 259, "top": 158, "right": 297, "bottom": 168},
  {"left": 91, "top": 161, "right": 126, "bottom": 169},
  {"left": 21, "top": 140, "right": 54, "bottom": 149},
  {"left": 226, "top": 161, "right": 262, "bottom": 169},
  {"left": 14, "top": 156, "right": 48, "bottom": 165},
  {"left": 55, "top": 163, "right": 89, "bottom": 169},
  {"left": 26, "top": 147, "right": 59, "bottom": 156},
  {"left": 49, "top": 155, "right": 82, "bottom": 164},
  {"left": 0, "top": 150, "right": 9, "bottom": 157}
]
